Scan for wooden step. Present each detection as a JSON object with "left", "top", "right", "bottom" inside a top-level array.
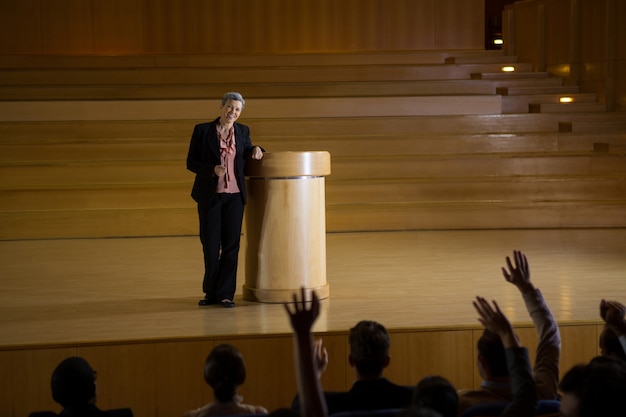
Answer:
[
  {"left": 0, "top": 184, "right": 192, "bottom": 211},
  {"left": 0, "top": 139, "right": 188, "bottom": 162},
  {"left": 0, "top": 96, "right": 503, "bottom": 122},
  {"left": 261, "top": 132, "right": 626, "bottom": 156},
  {"left": 2, "top": 198, "right": 625, "bottom": 240},
  {"left": 0, "top": 160, "right": 188, "bottom": 187},
  {"left": 325, "top": 201, "right": 626, "bottom": 231},
  {"left": 472, "top": 71, "right": 550, "bottom": 80},
  {"left": 327, "top": 176, "right": 626, "bottom": 204},
  {"left": 0, "top": 114, "right": 579, "bottom": 142},
  {"left": 530, "top": 102, "right": 607, "bottom": 113},
  {"left": 0, "top": 207, "right": 198, "bottom": 240},
  {"left": 0, "top": 79, "right": 499, "bottom": 101},
  {"left": 329, "top": 154, "right": 626, "bottom": 180},
  {"left": 4, "top": 132, "right": 625, "bottom": 163},
  {"left": 485, "top": 77, "right": 565, "bottom": 89},
  {"left": 445, "top": 55, "right": 518, "bottom": 64},
  {"left": 3, "top": 176, "right": 624, "bottom": 212},
  {"left": 503, "top": 93, "right": 597, "bottom": 114},
  {"left": 0, "top": 63, "right": 533, "bottom": 86},
  {"left": 0, "top": 50, "right": 508, "bottom": 69},
  {"left": 1, "top": 113, "right": 622, "bottom": 141},
  {"left": 4, "top": 153, "right": 624, "bottom": 188},
  {"left": 559, "top": 118, "right": 626, "bottom": 133},
  {"left": 497, "top": 85, "right": 580, "bottom": 96}
]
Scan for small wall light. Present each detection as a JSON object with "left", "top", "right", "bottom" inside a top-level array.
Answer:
[
  {"left": 501, "top": 66, "right": 515, "bottom": 72},
  {"left": 559, "top": 97, "right": 573, "bottom": 103}
]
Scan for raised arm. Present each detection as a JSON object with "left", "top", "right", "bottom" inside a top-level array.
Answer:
[
  {"left": 284, "top": 287, "right": 328, "bottom": 417},
  {"left": 502, "top": 250, "right": 560, "bottom": 400},
  {"left": 600, "top": 299, "right": 626, "bottom": 355},
  {"left": 473, "top": 296, "right": 536, "bottom": 417}
]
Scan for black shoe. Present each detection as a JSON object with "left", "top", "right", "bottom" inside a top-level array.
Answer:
[
  {"left": 220, "top": 299, "right": 235, "bottom": 308},
  {"left": 198, "top": 296, "right": 216, "bottom": 306}
]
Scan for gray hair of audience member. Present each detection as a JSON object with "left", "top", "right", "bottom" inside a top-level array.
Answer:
[
  {"left": 348, "top": 320, "right": 391, "bottom": 377},
  {"left": 221, "top": 92, "right": 245, "bottom": 109},
  {"left": 204, "top": 344, "right": 247, "bottom": 403},
  {"left": 51, "top": 356, "right": 97, "bottom": 407}
]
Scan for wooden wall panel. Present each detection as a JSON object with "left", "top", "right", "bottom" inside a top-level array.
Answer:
[
  {"left": 315, "top": 334, "right": 351, "bottom": 392},
  {"left": 544, "top": 0, "right": 571, "bottom": 69},
  {"left": 387, "top": 0, "right": 437, "bottom": 49},
  {"left": 509, "top": 0, "right": 626, "bottom": 109},
  {"left": 10, "top": 347, "right": 78, "bottom": 417},
  {"left": 151, "top": 340, "right": 216, "bottom": 417},
  {"left": 559, "top": 324, "right": 599, "bottom": 378},
  {"left": 0, "top": 0, "right": 484, "bottom": 54},
  {"left": 512, "top": 1, "right": 542, "bottom": 70},
  {"left": 0, "top": 323, "right": 609, "bottom": 417},
  {"left": 40, "top": 0, "right": 94, "bottom": 53},
  {"left": 617, "top": 0, "right": 626, "bottom": 109},
  {"left": 0, "top": 0, "right": 43, "bottom": 53},
  {"left": 218, "top": 335, "right": 302, "bottom": 412},
  {"left": 389, "top": 329, "right": 476, "bottom": 390},
  {"left": 436, "top": 0, "right": 485, "bottom": 49},
  {"left": 77, "top": 343, "right": 160, "bottom": 416},
  {"left": 92, "top": 0, "right": 144, "bottom": 53},
  {"left": 0, "top": 351, "right": 12, "bottom": 417}
]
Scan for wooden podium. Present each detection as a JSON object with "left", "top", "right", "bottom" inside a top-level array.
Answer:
[{"left": 243, "top": 151, "right": 331, "bottom": 303}]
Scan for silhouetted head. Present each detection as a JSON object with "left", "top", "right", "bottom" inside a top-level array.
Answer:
[
  {"left": 477, "top": 329, "right": 508, "bottom": 379},
  {"left": 51, "top": 356, "right": 97, "bottom": 407},
  {"left": 204, "top": 344, "right": 247, "bottom": 403},
  {"left": 599, "top": 326, "right": 626, "bottom": 361},
  {"left": 411, "top": 375, "right": 458, "bottom": 417},
  {"left": 559, "top": 357, "right": 626, "bottom": 417},
  {"left": 348, "top": 320, "right": 391, "bottom": 378}
]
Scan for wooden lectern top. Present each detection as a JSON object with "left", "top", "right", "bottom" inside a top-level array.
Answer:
[{"left": 245, "top": 151, "right": 331, "bottom": 178}]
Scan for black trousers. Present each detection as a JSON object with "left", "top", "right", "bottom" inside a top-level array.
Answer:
[{"left": 197, "top": 193, "right": 245, "bottom": 301}]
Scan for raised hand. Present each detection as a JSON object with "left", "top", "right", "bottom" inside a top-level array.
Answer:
[
  {"left": 600, "top": 299, "right": 626, "bottom": 336},
  {"left": 284, "top": 287, "right": 320, "bottom": 337},
  {"left": 473, "top": 296, "right": 520, "bottom": 348},
  {"left": 314, "top": 339, "right": 329, "bottom": 378},
  {"left": 502, "top": 250, "right": 534, "bottom": 293},
  {"left": 284, "top": 287, "right": 328, "bottom": 417}
]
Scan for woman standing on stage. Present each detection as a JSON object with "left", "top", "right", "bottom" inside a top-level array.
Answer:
[{"left": 186, "top": 92, "right": 264, "bottom": 308}]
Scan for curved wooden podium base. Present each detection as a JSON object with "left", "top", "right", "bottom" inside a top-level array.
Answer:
[
  {"left": 242, "top": 283, "right": 330, "bottom": 304},
  {"left": 244, "top": 151, "right": 331, "bottom": 304}
]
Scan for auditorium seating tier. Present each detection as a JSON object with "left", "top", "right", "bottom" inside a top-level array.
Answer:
[{"left": 0, "top": 51, "right": 625, "bottom": 239}]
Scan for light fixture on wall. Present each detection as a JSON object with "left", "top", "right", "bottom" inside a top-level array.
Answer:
[
  {"left": 493, "top": 38, "right": 504, "bottom": 45},
  {"left": 501, "top": 66, "right": 515, "bottom": 72},
  {"left": 559, "top": 97, "right": 574, "bottom": 103}
]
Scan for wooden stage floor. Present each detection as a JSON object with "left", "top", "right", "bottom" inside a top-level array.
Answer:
[{"left": 1, "top": 228, "right": 625, "bottom": 349}]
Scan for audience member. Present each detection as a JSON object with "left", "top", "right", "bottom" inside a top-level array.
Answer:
[
  {"left": 183, "top": 344, "right": 268, "bottom": 417},
  {"left": 399, "top": 376, "right": 457, "bottom": 417},
  {"left": 599, "top": 299, "right": 626, "bottom": 361},
  {"left": 472, "top": 296, "right": 536, "bottom": 417},
  {"left": 44, "top": 356, "right": 133, "bottom": 417},
  {"left": 457, "top": 250, "right": 560, "bottom": 414},
  {"left": 291, "top": 318, "right": 412, "bottom": 413},
  {"left": 558, "top": 356, "right": 626, "bottom": 417}
]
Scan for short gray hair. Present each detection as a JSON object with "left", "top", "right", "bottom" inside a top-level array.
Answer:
[{"left": 222, "top": 92, "right": 245, "bottom": 109}]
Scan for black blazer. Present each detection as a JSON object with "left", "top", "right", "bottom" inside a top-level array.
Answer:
[
  {"left": 186, "top": 118, "right": 259, "bottom": 206},
  {"left": 292, "top": 378, "right": 413, "bottom": 414}
]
